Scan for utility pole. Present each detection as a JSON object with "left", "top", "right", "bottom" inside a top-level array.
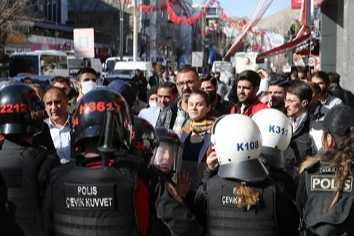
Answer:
[
  {"left": 119, "top": 0, "right": 124, "bottom": 60},
  {"left": 133, "top": 0, "right": 138, "bottom": 62}
]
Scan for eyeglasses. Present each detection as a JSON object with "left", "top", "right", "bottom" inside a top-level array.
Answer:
[
  {"left": 176, "top": 80, "right": 195, "bottom": 87},
  {"left": 284, "top": 99, "right": 300, "bottom": 104},
  {"left": 83, "top": 78, "right": 97, "bottom": 82}
]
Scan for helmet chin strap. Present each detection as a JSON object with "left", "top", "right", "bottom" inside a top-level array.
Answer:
[{"left": 97, "top": 108, "right": 116, "bottom": 167}]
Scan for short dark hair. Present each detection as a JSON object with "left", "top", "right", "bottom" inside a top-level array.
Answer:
[
  {"left": 237, "top": 70, "right": 261, "bottom": 88},
  {"left": 200, "top": 74, "right": 217, "bottom": 88},
  {"left": 268, "top": 74, "right": 288, "bottom": 87},
  {"left": 311, "top": 71, "right": 330, "bottom": 85},
  {"left": 22, "top": 77, "right": 32, "bottom": 83},
  {"left": 308, "top": 82, "right": 322, "bottom": 96},
  {"left": 177, "top": 66, "right": 199, "bottom": 78},
  {"left": 286, "top": 80, "right": 312, "bottom": 104},
  {"left": 328, "top": 71, "right": 340, "bottom": 84},
  {"left": 43, "top": 85, "right": 67, "bottom": 99},
  {"left": 158, "top": 81, "right": 178, "bottom": 95},
  {"left": 50, "top": 76, "right": 70, "bottom": 87},
  {"left": 76, "top": 68, "right": 97, "bottom": 81}
]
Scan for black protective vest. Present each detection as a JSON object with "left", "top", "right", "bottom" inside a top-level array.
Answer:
[
  {"left": 303, "top": 167, "right": 354, "bottom": 235},
  {"left": 51, "top": 163, "right": 140, "bottom": 236},
  {"left": 206, "top": 176, "right": 278, "bottom": 236},
  {"left": 0, "top": 141, "right": 50, "bottom": 236}
]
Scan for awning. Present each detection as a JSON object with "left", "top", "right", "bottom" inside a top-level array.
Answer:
[{"left": 256, "top": 33, "right": 311, "bottom": 63}]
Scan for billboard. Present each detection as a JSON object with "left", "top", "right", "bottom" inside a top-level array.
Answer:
[{"left": 74, "top": 28, "right": 95, "bottom": 58}]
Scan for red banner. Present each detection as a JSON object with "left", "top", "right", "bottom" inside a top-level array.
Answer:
[{"left": 291, "top": 0, "right": 302, "bottom": 9}]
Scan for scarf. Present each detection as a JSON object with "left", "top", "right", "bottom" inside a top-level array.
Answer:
[{"left": 190, "top": 118, "right": 215, "bottom": 134}]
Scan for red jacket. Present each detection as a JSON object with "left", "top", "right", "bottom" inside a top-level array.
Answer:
[{"left": 230, "top": 98, "right": 268, "bottom": 116}]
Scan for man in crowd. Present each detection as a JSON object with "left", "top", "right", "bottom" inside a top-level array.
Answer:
[
  {"left": 69, "top": 68, "right": 98, "bottom": 114},
  {"left": 156, "top": 67, "right": 200, "bottom": 135},
  {"left": 328, "top": 71, "right": 354, "bottom": 108},
  {"left": 284, "top": 80, "right": 315, "bottom": 179},
  {"left": 42, "top": 86, "right": 72, "bottom": 163},
  {"left": 268, "top": 74, "right": 288, "bottom": 113},
  {"left": 311, "top": 71, "right": 342, "bottom": 109},
  {"left": 200, "top": 75, "right": 234, "bottom": 116},
  {"left": 131, "top": 69, "right": 148, "bottom": 103},
  {"left": 214, "top": 72, "right": 228, "bottom": 99},
  {"left": 230, "top": 70, "right": 268, "bottom": 116}
]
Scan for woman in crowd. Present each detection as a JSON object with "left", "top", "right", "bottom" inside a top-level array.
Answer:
[{"left": 180, "top": 90, "right": 215, "bottom": 190}]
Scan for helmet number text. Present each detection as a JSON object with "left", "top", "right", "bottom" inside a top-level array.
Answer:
[
  {"left": 269, "top": 125, "right": 288, "bottom": 136},
  {"left": 236, "top": 140, "right": 259, "bottom": 151},
  {"left": 0, "top": 104, "right": 28, "bottom": 114},
  {"left": 79, "top": 101, "right": 118, "bottom": 115}
]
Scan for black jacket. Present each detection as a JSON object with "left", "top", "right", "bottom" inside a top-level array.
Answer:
[
  {"left": 284, "top": 113, "right": 315, "bottom": 180},
  {"left": 192, "top": 175, "right": 299, "bottom": 236},
  {"left": 0, "top": 137, "right": 60, "bottom": 236},
  {"left": 297, "top": 152, "right": 354, "bottom": 235},
  {"left": 329, "top": 84, "right": 354, "bottom": 108}
]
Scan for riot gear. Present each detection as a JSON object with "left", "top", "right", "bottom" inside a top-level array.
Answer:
[
  {"left": 131, "top": 116, "right": 159, "bottom": 164},
  {"left": 71, "top": 88, "right": 132, "bottom": 152},
  {"left": 150, "top": 127, "right": 183, "bottom": 175},
  {"left": 0, "top": 84, "right": 43, "bottom": 135},
  {"left": 252, "top": 108, "right": 293, "bottom": 169},
  {"left": 211, "top": 114, "right": 268, "bottom": 182}
]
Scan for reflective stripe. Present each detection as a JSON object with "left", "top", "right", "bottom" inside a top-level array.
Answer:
[{"left": 54, "top": 212, "right": 136, "bottom": 227}]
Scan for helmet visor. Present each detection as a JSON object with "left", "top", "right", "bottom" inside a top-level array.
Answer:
[{"left": 150, "top": 141, "right": 183, "bottom": 174}]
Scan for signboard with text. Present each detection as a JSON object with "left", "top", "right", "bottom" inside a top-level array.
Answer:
[
  {"left": 74, "top": 28, "right": 95, "bottom": 58},
  {"left": 192, "top": 51, "right": 203, "bottom": 68}
]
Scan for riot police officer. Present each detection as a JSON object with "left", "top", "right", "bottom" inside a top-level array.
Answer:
[
  {"left": 252, "top": 108, "right": 298, "bottom": 200},
  {"left": 297, "top": 105, "right": 354, "bottom": 235},
  {"left": 192, "top": 114, "right": 299, "bottom": 235},
  {"left": 131, "top": 117, "right": 202, "bottom": 236},
  {"left": 0, "top": 84, "right": 60, "bottom": 236},
  {"left": 41, "top": 89, "right": 144, "bottom": 236}
]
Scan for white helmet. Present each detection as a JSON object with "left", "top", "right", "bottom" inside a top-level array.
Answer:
[
  {"left": 252, "top": 108, "right": 293, "bottom": 169},
  {"left": 211, "top": 114, "right": 268, "bottom": 182}
]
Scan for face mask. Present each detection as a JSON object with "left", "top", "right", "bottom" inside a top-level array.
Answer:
[
  {"left": 149, "top": 101, "right": 160, "bottom": 108},
  {"left": 209, "top": 90, "right": 217, "bottom": 102},
  {"left": 81, "top": 81, "right": 97, "bottom": 94}
]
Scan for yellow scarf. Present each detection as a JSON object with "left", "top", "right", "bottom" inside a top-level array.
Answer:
[{"left": 190, "top": 118, "right": 215, "bottom": 134}]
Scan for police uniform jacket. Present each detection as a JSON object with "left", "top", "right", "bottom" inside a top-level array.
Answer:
[
  {"left": 147, "top": 167, "right": 203, "bottom": 236},
  {"left": 41, "top": 156, "right": 142, "bottom": 236},
  {"left": 0, "top": 137, "right": 60, "bottom": 236},
  {"left": 297, "top": 152, "right": 354, "bottom": 235},
  {"left": 193, "top": 175, "right": 299, "bottom": 236}
]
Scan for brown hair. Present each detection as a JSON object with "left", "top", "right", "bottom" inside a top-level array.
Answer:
[
  {"left": 299, "top": 129, "right": 354, "bottom": 212},
  {"left": 233, "top": 182, "right": 260, "bottom": 210}
]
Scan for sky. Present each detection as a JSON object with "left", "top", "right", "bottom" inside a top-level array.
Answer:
[{"left": 193, "top": 0, "right": 290, "bottom": 19}]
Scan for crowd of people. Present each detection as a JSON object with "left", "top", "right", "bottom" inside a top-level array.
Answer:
[{"left": 1, "top": 64, "right": 354, "bottom": 235}]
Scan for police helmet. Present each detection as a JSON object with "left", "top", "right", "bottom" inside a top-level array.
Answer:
[
  {"left": 131, "top": 116, "right": 159, "bottom": 164},
  {"left": 252, "top": 108, "right": 293, "bottom": 169},
  {"left": 0, "top": 84, "right": 43, "bottom": 135},
  {"left": 211, "top": 114, "right": 268, "bottom": 182},
  {"left": 71, "top": 88, "right": 132, "bottom": 151},
  {"left": 150, "top": 127, "right": 183, "bottom": 174}
]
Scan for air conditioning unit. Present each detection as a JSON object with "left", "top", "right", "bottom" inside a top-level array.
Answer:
[{"left": 39, "top": 5, "right": 44, "bottom": 11}]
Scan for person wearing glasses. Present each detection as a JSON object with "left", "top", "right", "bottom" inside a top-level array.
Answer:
[
  {"left": 156, "top": 67, "right": 201, "bottom": 136},
  {"left": 68, "top": 67, "right": 98, "bottom": 114},
  {"left": 284, "top": 80, "right": 316, "bottom": 180}
]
